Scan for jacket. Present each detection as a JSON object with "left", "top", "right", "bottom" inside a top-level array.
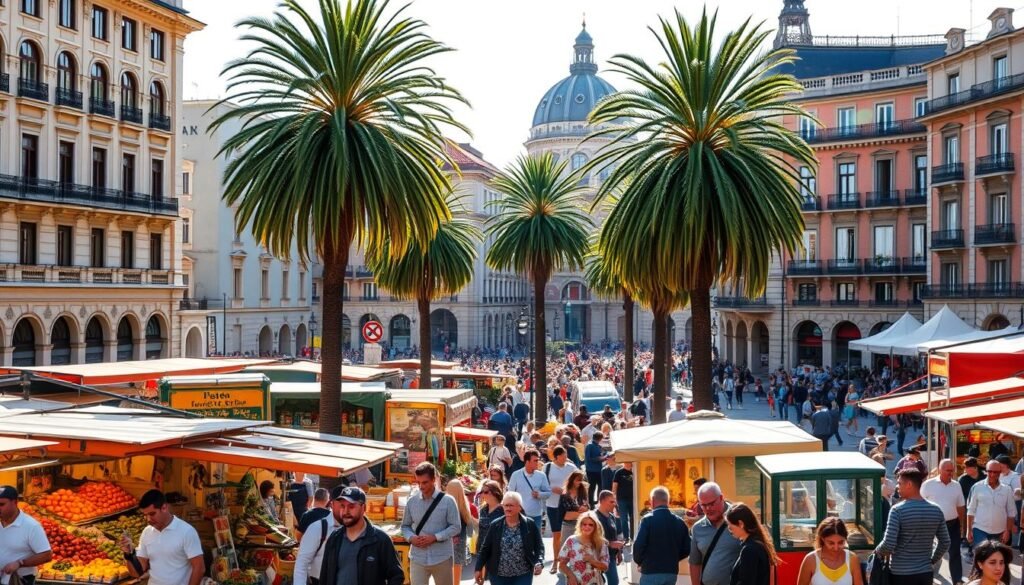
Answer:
[
  {"left": 474, "top": 514, "right": 544, "bottom": 575},
  {"left": 318, "top": 518, "right": 404, "bottom": 585},
  {"left": 633, "top": 506, "right": 691, "bottom": 575}
]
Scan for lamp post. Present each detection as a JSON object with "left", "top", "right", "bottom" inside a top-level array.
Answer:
[
  {"left": 517, "top": 306, "right": 534, "bottom": 415},
  {"left": 309, "top": 312, "right": 318, "bottom": 359},
  {"left": 710, "top": 307, "right": 719, "bottom": 360},
  {"left": 553, "top": 311, "right": 560, "bottom": 341}
]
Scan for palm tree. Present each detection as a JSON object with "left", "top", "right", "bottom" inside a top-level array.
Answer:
[
  {"left": 367, "top": 193, "right": 479, "bottom": 394},
  {"left": 210, "top": 0, "right": 467, "bottom": 436},
  {"left": 487, "top": 153, "right": 593, "bottom": 424},
  {"left": 584, "top": 244, "right": 637, "bottom": 402},
  {"left": 589, "top": 10, "right": 815, "bottom": 410}
]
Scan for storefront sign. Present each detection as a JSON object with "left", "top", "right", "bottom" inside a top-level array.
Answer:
[
  {"left": 167, "top": 389, "right": 267, "bottom": 420},
  {"left": 386, "top": 403, "right": 443, "bottom": 477},
  {"left": 929, "top": 354, "right": 948, "bottom": 378}
]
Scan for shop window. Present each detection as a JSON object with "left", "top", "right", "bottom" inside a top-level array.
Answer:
[{"left": 778, "top": 479, "right": 817, "bottom": 549}]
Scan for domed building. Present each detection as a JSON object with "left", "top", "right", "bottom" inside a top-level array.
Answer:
[{"left": 523, "top": 24, "right": 693, "bottom": 349}]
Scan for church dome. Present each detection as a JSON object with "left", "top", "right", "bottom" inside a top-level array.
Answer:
[{"left": 532, "top": 24, "right": 617, "bottom": 128}]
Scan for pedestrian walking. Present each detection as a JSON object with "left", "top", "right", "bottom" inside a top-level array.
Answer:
[
  {"left": 584, "top": 433, "right": 604, "bottom": 505},
  {"left": 507, "top": 449, "right": 552, "bottom": 527},
  {"left": 558, "top": 471, "right": 590, "bottom": 547},
  {"left": 967, "top": 460, "right": 1016, "bottom": 546},
  {"left": 445, "top": 480, "right": 478, "bottom": 585},
  {"left": 294, "top": 489, "right": 340, "bottom": 585},
  {"left": 724, "top": 503, "right": 778, "bottom": 585},
  {"left": 777, "top": 382, "right": 789, "bottom": 420},
  {"left": 557, "top": 511, "right": 609, "bottom": 585},
  {"left": 474, "top": 492, "right": 544, "bottom": 585},
  {"left": 723, "top": 375, "right": 735, "bottom": 410},
  {"left": 544, "top": 446, "right": 579, "bottom": 575},
  {"left": 600, "top": 452, "right": 617, "bottom": 492},
  {"left": 689, "top": 482, "right": 743, "bottom": 585},
  {"left": 0, "top": 485, "right": 53, "bottom": 585},
  {"left": 843, "top": 386, "right": 859, "bottom": 437},
  {"left": 959, "top": 458, "right": 981, "bottom": 502},
  {"left": 633, "top": 486, "right": 691, "bottom": 585},
  {"left": 318, "top": 486, "right": 404, "bottom": 585},
  {"left": 874, "top": 468, "right": 950, "bottom": 585},
  {"left": 611, "top": 461, "right": 634, "bottom": 540},
  {"left": 668, "top": 398, "right": 687, "bottom": 422},
  {"left": 828, "top": 400, "right": 844, "bottom": 447},
  {"left": 920, "top": 459, "right": 966, "bottom": 584},
  {"left": 795, "top": 517, "right": 864, "bottom": 585},
  {"left": 595, "top": 491, "right": 624, "bottom": 585},
  {"left": 487, "top": 436, "right": 514, "bottom": 476},
  {"left": 811, "top": 403, "right": 832, "bottom": 451},
  {"left": 120, "top": 489, "right": 204, "bottom": 585},
  {"left": 400, "top": 463, "right": 461, "bottom": 585},
  {"left": 965, "top": 539, "right": 1012, "bottom": 585},
  {"left": 297, "top": 488, "right": 332, "bottom": 537},
  {"left": 857, "top": 427, "right": 878, "bottom": 456}
]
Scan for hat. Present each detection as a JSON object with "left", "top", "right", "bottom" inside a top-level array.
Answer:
[
  {"left": 0, "top": 485, "right": 18, "bottom": 500},
  {"left": 330, "top": 485, "right": 366, "bottom": 505}
]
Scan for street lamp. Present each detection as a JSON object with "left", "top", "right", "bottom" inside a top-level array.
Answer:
[
  {"left": 517, "top": 307, "right": 535, "bottom": 414},
  {"left": 553, "top": 312, "right": 560, "bottom": 341},
  {"left": 308, "top": 312, "right": 318, "bottom": 359}
]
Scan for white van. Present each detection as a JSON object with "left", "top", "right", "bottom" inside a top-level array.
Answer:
[{"left": 570, "top": 380, "right": 621, "bottom": 415}]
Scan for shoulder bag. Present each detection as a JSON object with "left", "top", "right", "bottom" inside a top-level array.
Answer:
[
  {"left": 414, "top": 492, "right": 444, "bottom": 535},
  {"left": 699, "top": 523, "right": 728, "bottom": 585}
]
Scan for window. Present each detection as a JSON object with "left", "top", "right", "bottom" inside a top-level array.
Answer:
[
  {"left": 875, "top": 103, "right": 894, "bottom": 129},
  {"left": 912, "top": 224, "right": 926, "bottom": 260},
  {"left": 182, "top": 171, "right": 191, "bottom": 195},
  {"left": 120, "top": 73, "right": 138, "bottom": 108},
  {"left": 56, "top": 52, "right": 76, "bottom": 92},
  {"left": 838, "top": 162, "right": 856, "bottom": 197},
  {"left": 149, "top": 234, "right": 162, "bottom": 270},
  {"left": 948, "top": 73, "right": 960, "bottom": 95},
  {"left": 874, "top": 282, "right": 894, "bottom": 302},
  {"left": 991, "top": 193, "right": 1009, "bottom": 224},
  {"left": 837, "top": 107, "right": 855, "bottom": 133},
  {"left": 873, "top": 226, "right": 894, "bottom": 260},
  {"left": 19, "top": 222, "right": 37, "bottom": 265},
  {"left": 992, "top": 123, "right": 1008, "bottom": 155},
  {"left": 913, "top": 282, "right": 925, "bottom": 303},
  {"left": 151, "top": 159, "right": 164, "bottom": 199},
  {"left": 799, "top": 116, "right": 816, "bottom": 140},
  {"left": 92, "top": 6, "right": 108, "bottom": 40},
  {"left": 19, "top": 41, "right": 41, "bottom": 83},
  {"left": 799, "top": 166, "right": 816, "bottom": 198},
  {"left": 181, "top": 218, "right": 190, "bottom": 244},
  {"left": 21, "top": 134, "right": 38, "bottom": 180},
  {"left": 120, "top": 231, "right": 134, "bottom": 268},
  {"left": 20, "top": 0, "right": 39, "bottom": 17},
  {"left": 944, "top": 135, "right": 959, "bottom": 164},
  {"left": 797, "top": 283, "right": 817, "bottom": 301},
  {"left": 122, "top": 154, "right": 135, "bottom": 193},
  {"left": 874, "top": 159, "right": 892, "bottom": 193},
  {"left": 942, "top": 200, "right": 960, "bottom": 230},
  {"left": 150, "top": 29, "right": 165, "bottom": 61},
  {"left": 914, "top": 155, "right": 928, "bottom": 194},
  {"left": 92, "top": 148, "right": 107, "bottom": 189},
  {"left": 122, "top": 18, "right": 137, "bottom": 51},
  {"left": 363, "top": 282, "right": 378, "bottom": 300},
  {"left": 915, "top": 97, "right": 927, "bottom": 117},
  {"left": 59, "top": 0, "right": 75, "bottom": 29},
  {"left": 261, "top": 270, "right": 270, "bottom": 299},
  {"left": 836, "top": 282, "right": 855, "bottom": 301},
  {"left": 282, "top": 270, "right": 290, "bottom": 299},
  {"left": 571, "top": 153, "right": 587, "bottom": 171},
  {"left": 233, "top": 268, "right": 242, "bottom": 298},
  {"left": 989, "top": 259, "right": 1009, "bottom": 286},
  {"left": 299, "top": 271, "right": 306, "bottom": 299},
  {"left": 90, "top": 228, "right": 105, "bottom": 267},
  {"left": 90, "top": 63, "right": 109, "bottom": 101},
  {"left": 57, "top": 226, "right": 73, "bottom": 266},
  {"left": 149, "top": 81, "right": 166, "bottom": 116},
  {"left": 800, "top": 230, "right": 817, "bottom": 261},
  {"left": 941, "top": 262, "right": 961, "bottom": 286},
  {"left": 835, "top": 227, "right": 855, "bottom": 262},
  {"left": 994, "top": 55, "right": 1008, "bottom": 84},
  {"left": 58, "top": 141, "right": 74, "bottom": 186}
]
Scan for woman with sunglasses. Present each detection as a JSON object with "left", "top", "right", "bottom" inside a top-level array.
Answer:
[
  {"left": 477, "top": 480, "right": 505, "bottom": 550},
  {"left": 477, "top": 466, "right": 507, "bottom": 504},
  {"left": 558, "top": 511, "right": 609, "bottom": 585}
]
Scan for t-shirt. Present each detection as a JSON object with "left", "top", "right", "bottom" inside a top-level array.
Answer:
[
  {"left": 0, "top": 510, "right": 51, "bottom": 578},
  {"left": 689, "top": 514, "right": 743, "bottom": 585},
  {"left": 137, "top": 516, "right": 203, "bottom": 585},
  {"left": 298, "top": 506, "right": 331, "bottom": 534},
  {"left": 545, "top": 461, "right": 579, "bottom": 508},
  {"left": 612, "top": 467, "right": 633, "bottom": 501},
  {"left": 921, "top": 477, "right": 965, "bottom": 521}
]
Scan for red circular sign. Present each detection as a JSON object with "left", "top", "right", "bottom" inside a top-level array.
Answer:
[{"left": 362, "top": 320, "right": 384, "bottom": 343}]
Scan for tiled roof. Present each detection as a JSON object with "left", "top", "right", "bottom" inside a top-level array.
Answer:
[
  {"left": 781, "top": 44, "right": 946, "bottom": 79},
  {"left": 444, "top": 142, "right": 499, "bottom": 175}
]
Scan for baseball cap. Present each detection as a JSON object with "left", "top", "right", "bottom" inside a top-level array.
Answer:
[
  {"left": 0, "top": 485, "right": 18, "bottom": 500},
  {"left": 330, "top": 485, "right": 366, "bottom": 505}
]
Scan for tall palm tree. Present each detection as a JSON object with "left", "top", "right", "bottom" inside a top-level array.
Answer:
[
  {"left": 210, "top": 0, "right": 467, "bottom": 436},
  {"left": 367, "top": 193, "right": 479, "bottom": 394},
  {"left": 487, "top": 153, "right": 593, "bottom": 424},
  {"left": 584, "top": 244, "right": 637, "bottom": 402},
  {"left": 589, "top": 10, "right": 815, "bottom": 410}
]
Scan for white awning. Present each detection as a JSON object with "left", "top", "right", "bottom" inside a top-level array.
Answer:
[{"left": 849, "top": 312, "right": 922, "bottom": 353}]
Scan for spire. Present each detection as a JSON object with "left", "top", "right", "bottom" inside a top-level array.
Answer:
[
  {"left": 571, "top": 21, "right": 597, "bottom": 75},
  {"left": 774, "top": 0, "right": 813, "bottom": 48}
]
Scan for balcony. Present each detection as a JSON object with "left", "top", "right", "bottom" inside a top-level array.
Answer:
[
  {"left": 120, "top": 105, "right": 143, "bottom": 124},
  {"left": 922, "top": 282, "right": 1024, "bottom": 299},
  {"left": 975, "top": 223, "right": 1016, "bottom": 245},
  {"left": 312, "top": 294, "right": 321, "bottom": 303},
  {"left": 831, "top": 299, "right": 861, "bottom": 307},
  {"left": 827, "top": 258, "right": 861, "bottom": 275},
  {"left": 792, "top": 298, "right": 821, "bottom": 307},
  {"left": 149, "top": 112, "right": 171, "bottom": 131},
  {"left": 0, "top": 265, "right": 175, "bottom": 286},
  {"left": 55, "top": 87, "right": 83, "bottom": 109},
  {"left": 931, "top": 162, "right": 964, "bottom": 184},
  {"left": 923, "top": 72, "right": 1024, "bottom": 116},
  {"left": 902, "top": 189, "right": 927, "bottom": 206},
  {"left": 360, "top": 295, "right": 379, "bottom": 301},
  {"left": 180, "top": 297, "right": 226, "bottom": 311},
  {"left": 90, "top": 97, "right": 115, "bottom": 117},
  {"left": 863, "top": 256, "right": 900, "bottom": 274},
  {"left": 865, "top": 191, "right": 901, "bottom": 208},
  {"left": 931, "top": 229, "right": 965, "bottom": 249},
  {"left": 868, "top": 299, "right": 902, "bottom": 307},
  {"left": 1, "top": 73, "right": 10, "bottom": 93},
  {"left": 976, "top": 153, "right": 1015, "bottom": 176},
  {"left": 901, "top": 256, "right": 927, "bottom": 274},
  {"left": 801, "top": 196, "right": 822, "bottom": 212},
  {"left": 827, "top": 193, "right": 861, "bottom": 210},
  {"left": 787, "top": 260, "right": 823, "bottom": 275},
  {"left": 713, "top": 296, "right": 772, "bottom": 310},
  {"left": 802, "top": 119, "right": 925, "bottom": 144},
  {"left": 17, "top": 77, "right": 48, "bottom": 101},
  {"left": 0, "top": 175, "right": 179, "bottom": 216}
]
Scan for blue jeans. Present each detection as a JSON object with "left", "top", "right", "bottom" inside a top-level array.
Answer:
[
  {"left": 490, "top": 574, "right": 533, "bottom": 585},
  {"left": 530, "top": 515, "right": 544, "bottom": 532},
  {"left": 972, "top": 527, "right": 1003, "bottom": 548},
  {"left": 779, "top": 401, "right": 789, "bottom": 419},
  {"left": 618, "top": 498, "right": 634, "bottom": 540},
  {"left": 605, "top": 563, "right": 620, "bottom": 585},
  {"left": 639, "top": 574, "right": 678, "bottom": 585}
]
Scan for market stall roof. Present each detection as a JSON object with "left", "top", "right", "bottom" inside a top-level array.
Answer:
[
  {"left": 388, "top": 388, "right": 477, "bottom": 423},
  {"left": 882, "top": 306, "right": 976, "bottom": 356},
  {"left": 0, "top": 395, "right": 74, "bottom": 417},
  {"left": 924, "top": 394, "right": 1024, "bottom": 425},
  {"left": 978, "top": 415, "right": 1024, "bottom": 438},
  {"left": 432, "top": 369, "right": 513, "bottom": 380},
  {"left": 0, "top": 436, "right": 57, "bottom": 454},
  {"left": 848, "top": 312, "right": 922, "bottom": 353},
  {"left": 377, "top": 359, "right": 460, "bottom": 370},
  {"left": 269, "top": 382, "right": 387, "bottom": 396},
  {"left": 916, "top": 325, "right": 1021, "bottom": 353},
  {"left": 927, "top": 334, "right": 1024, "bottom": 386},
  {"left": 609, "top": 411, "right": 821, "bottom": 461},
  {"left": 858, "top": 377, "right": 1024, "bottom": 416},
  {"left": 450, "top": 426, "right": 497, "bottom": 442},
  {"left": 1, "top": 358, "right": 275, "bottom": 385},
  {"left": 160, "top": 373, "right": 268, "bottom": 387},
  {"left": 755, "top": 452, "right": 884, "bottom": 478},
  {"left": 246, "top": 362, "right": 401, "bottom": 382}
]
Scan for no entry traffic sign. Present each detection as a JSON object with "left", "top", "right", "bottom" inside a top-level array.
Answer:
[{"left": 362, "top": 320, "right": 384, "bottom": 343}]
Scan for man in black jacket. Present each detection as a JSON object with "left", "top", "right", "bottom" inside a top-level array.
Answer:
[
  {"left": 633, "top": 486, "right": 690, "bottom": 584},
  {"left": 318, "top": 486, "right": 403, "bottom": 585}
]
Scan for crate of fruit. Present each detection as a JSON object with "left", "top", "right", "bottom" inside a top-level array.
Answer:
[{"left": 34, "top": 482, "right": 138, "bottom": 525}]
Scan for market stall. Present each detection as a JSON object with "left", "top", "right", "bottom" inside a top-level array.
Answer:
[
  {"left": 159, "top": 374, "right": 271, "bottom": 421},
  {"left": 2, "top": 358, "right": 275, "bottom": 386},
  {"left": 245, "top": 361, "right": 403, "bottom": 387},
  {"left": 928, "top": 334, "right": 1024, "bottom": 387},
  {"left": 755, "top": 452, "right": 885, "bottom": 585},
  {"left": 384, "top": 388, "right": 477, "bottom": 478},
  {"left": 267, "top": 381, "right": 386, "bottom": 439}
]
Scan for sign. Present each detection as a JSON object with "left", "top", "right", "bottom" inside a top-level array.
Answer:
[
  {"left": 167, "top": 389, "right": 267, "bottom": 420},
  {"left": 386, "top": 403, "right": 443, "bottom": 477},
  {"left": 362, "top": 320, "right": 384, "bottom": 343},
  {"left": 929, "top": 354, "right": 948, "bottom": 378},
  {"left": 207, "top": 316, "right": 218, "bottom": 355},
  {"left": 312, "top": 335, "right": 321, "bottom": 349}
]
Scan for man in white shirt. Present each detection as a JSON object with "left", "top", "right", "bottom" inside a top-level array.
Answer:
[
  {"left": 120, "top": 489, "right": 204, "bottom": 585},
  {"left": 581, "top": 416, "right": 602, "bottom": 443},
  {"left": 921, "top": 459, "right": 966, "bottom": 584},
  {"left": 0, "top": 485, "right": 52, "bottom": 583},
  {"left": 486, "top": 435, "right": 512, "bottom": 474},
  {"left": 668, "top": 399, "right": 687, "bottom": 422},
  {"left": 966, "top": 460, "right": 1017, "bottom": 547},
  {"left": 544, "top": 445, "right": 579, "bottom": 575},
  {"left": 294, "top": 498, "right": 340, "bottom": 585}
]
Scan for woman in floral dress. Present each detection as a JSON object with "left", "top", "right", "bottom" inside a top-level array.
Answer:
[{"left": 558, "top": 511, "right": 610, "bottom": 585}]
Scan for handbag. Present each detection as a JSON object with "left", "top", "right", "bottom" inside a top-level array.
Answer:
[{"left": 866, "top": 553, "right": 893, "bottom": 585}]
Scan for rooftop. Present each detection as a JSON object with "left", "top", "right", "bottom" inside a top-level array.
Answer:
[{"left": 781, "top": 42, "right": 946, "bottom": 79}]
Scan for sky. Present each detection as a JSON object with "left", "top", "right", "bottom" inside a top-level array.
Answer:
[{"left": 182, "top": 0, "right": 1011, "bottom": 167}]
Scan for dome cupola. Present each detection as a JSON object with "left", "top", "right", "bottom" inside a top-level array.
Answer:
[{"left": 531, "top": 21, "right": 617, "bottom": 128}]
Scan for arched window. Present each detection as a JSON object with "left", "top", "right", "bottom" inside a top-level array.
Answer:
[
  {"left": 116, "top": 318, "right": 134, "bottom": 361},
  {"left": 149, "top": 80, "right": 165, "bottom": 116},
  {"left": 56, "top": 52, "right": 76, "bottom": 91},
  {"left": 51, "top": 317, "right": 72, "bottom": 365},
  {"left": 12, "top": 319, "right": 36, "bottom": 367},
  {"left": 18, "top": 41, "right": 40, "bottom": 83},
  {"left": 85, "top": 317, "right": 104, "bottom": 363},
  {"left": 145, "top": 316, "right": 163, "bottom": 359},
  {"left": 571, "top": 153, "right": 587, "bottom": 171},
  {"left": 120, "top": 72, "right": 137, "bottom": 108},
  {"left": 90, "top": 63, "right": 109, "bottom": 101}
]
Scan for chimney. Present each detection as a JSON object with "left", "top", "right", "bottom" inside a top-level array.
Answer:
[
  {"left": 988, "top": 8, "right": 1015, "bottom": 39},
  {"left": 945, "top": 28, "right": 966, "bottom": 55}
]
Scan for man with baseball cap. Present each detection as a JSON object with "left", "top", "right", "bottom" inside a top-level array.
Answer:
[
  {"left": 0, "top": 485, "right": 52, "bottom": 585},
  {"left": 319, "top": 485, "right": 403, "bottom": 585}
]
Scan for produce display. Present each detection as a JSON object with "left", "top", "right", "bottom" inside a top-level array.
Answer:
[
  {"left": 34, "top": 482, "right": 136, "bottom": 524},
  {"left": 93, "top": 513, "right": 148, "bottom": 545},
  {"left": 35, "top": 517, "right": 130, "bottom": 583}
]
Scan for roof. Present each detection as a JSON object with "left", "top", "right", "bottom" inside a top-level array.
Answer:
[
  {"left": 849, "top": 312, "right": 922, "bottom": 353},
  {"left": 609, "top": 411, "right": 821, "bottom": 461},
  {"left": 756, "top": 452, "right": 885, "bottom": 477},
  {"left": 0, "top": 396, "right": 76, "bottom": 418},
  {"left": 2, "top": 358, "right": 275, "bottom": 385},
  {"left": 0, "top": 437, "right": 57, "bottom": 455},
  {"left": 925, "top": 394, "right": 1024, "bottom": 425},
  {"left": 979, "top": 415, "right": 1024, "bottom": 439},
  {"left": 533, "top": 73, "right": 616, "bottom": 127},
  {"left": 917, "top": 325, "right": 1020, "bottom": 353},
  {"left": 269, "top": 382, "right": 387, "bottom": 396},
  {"left": 161, "top": 373, "right": 268, "bottom": 387},
  {"left": 245, "top": 362, "right": 401, "bottom": 382},
  {"left": 872, "top": 306, "right": 974, "bottom": 356},
  {"left": 378, "top": 359, "right": 460, "bottom": 370},
  {"left": 443, "top": 143, "right": 499, "bottom": 174},
  {"left": 858, "top": 377, "right": 1024, "bottom": 416},
  {"left": 781, "top": 44, "right": 946, "bottom": 79}
]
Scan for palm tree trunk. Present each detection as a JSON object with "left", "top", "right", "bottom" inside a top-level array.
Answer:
[
  {"left": 533, "top": 272, "right": 548, "bottom": 425},
  {"left": 623, "top": 292, "right": 635, "bottom": 402},
  {"left": 418, "top": 294, "right": 431, "bottom": 389},
  {"left": 652, "top": 309, "right": 668, "bottom": 424},
  {"left": 319, "top": 248, "right": 346, "bottom": 438},
  {"left": 689, "top": 287, "right": 713, "bottom": 411}
]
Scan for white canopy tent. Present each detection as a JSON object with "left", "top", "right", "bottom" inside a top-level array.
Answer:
[
  {"left": 848, "top": 312, "right": 922, "bottom": 353},
  {"left": 884, "top": 306, "right": 975, "bottom": 356},
  {"left": 915, "top": 325, "right": 1020, "bottom": 353}
]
